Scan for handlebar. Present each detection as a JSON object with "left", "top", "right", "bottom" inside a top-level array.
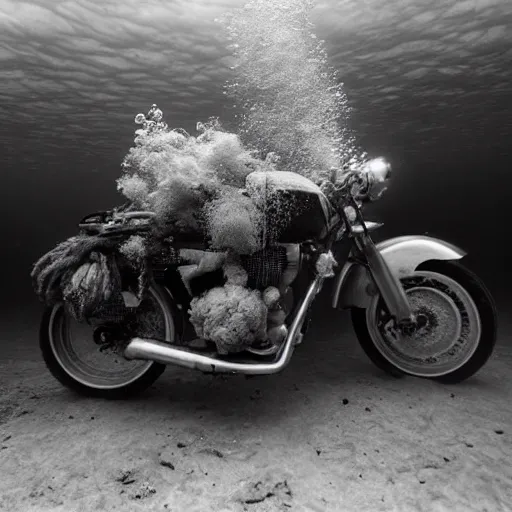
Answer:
[
  {"left": 327, "top": 159, "right": 391, "bottom": 208},
  {"left": 115, "top": 211, "right": 157, "bottom": 220},
  {"left": 322, "top": 170, "right": 370, "bottom": 208},
  {"left": 78, "top": 209, "right": 157, "bottom": 236},
  {"left": 323, "top": 165, "right": 389, "bottom": 240}
]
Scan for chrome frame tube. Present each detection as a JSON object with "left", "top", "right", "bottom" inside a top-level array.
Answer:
[
  {"left": 124, "top": 276, "right": 324, "bottom": 374},
  {"left": 355, "top": 234, "right": 413, "bottom": 322}
]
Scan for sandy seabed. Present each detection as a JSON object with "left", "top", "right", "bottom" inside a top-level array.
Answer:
[{"left": 0, "top": 301, "right": 511, "bottom": 512}]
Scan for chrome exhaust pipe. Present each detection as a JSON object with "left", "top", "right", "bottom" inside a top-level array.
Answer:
[{"left": 124, "top": 276, "right": 323, "bottom": 374}]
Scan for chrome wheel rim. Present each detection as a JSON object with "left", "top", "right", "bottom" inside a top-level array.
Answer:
[
  {"left": 48, "top": 286, "right": 173, "bottom": 389},
  {"left": 366, "top": 270, "right": 481, "bottom": 377}
]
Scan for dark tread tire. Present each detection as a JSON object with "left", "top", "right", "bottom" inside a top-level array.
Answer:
[{"left": 352, "top": 260, "right": 498, "bottom": 384}]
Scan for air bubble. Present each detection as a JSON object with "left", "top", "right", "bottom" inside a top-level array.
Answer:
[{"left": 217, "top": 0, "right": 366, "bottom": 179}]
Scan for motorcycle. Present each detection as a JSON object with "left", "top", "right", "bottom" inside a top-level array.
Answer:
[{"left": 38, "top": 158, "right": 497, "bottom": 398}]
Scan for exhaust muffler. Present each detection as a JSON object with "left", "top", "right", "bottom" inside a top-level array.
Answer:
[{"left": 124, "top": 276, "right": 323, "bottom": 374}]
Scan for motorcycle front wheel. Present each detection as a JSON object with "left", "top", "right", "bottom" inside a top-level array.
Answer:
[
  {"left": 40, "top": 284, "right": 179, "bottom": 399},
  {"left": 352, "top": 260, "right": 497, "bottom": 383}
]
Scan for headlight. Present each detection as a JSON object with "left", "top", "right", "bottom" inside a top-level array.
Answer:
[
  {"left": 365, "top": 157, "right": 391, "bottom": 182},
  {"left": 363, "top": 157, "right": 391, "bottom": 201}
]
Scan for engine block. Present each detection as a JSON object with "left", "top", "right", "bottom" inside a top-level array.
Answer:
[{"left": 241, "top": 243, "right": 301, "bottom": 291}]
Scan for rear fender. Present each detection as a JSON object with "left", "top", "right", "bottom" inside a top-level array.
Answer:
[{"left": 332, "top": 235, "right": 466, "bottom": 309}]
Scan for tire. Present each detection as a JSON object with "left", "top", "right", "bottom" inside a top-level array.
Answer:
[
  {"left": 351, "top": 260, "right": 497, "bottom": 383},
  {"left": 40, "top": 284, "right": 180, "bottom": 399}
]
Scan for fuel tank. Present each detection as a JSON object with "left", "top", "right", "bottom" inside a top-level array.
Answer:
[{"left": 246, "top": 171, "right": 335, "bottom": 243}]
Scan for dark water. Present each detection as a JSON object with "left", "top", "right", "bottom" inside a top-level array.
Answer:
[{"left": 1, "top": 0, "right": 512, "bottom": 316}]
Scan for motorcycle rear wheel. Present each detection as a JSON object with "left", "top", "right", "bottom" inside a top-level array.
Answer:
[
  {"left": 352, "top": 260, "right": 497, "bottom": 383},
  {"left": 40, "top": 284, "right": 179, "bottom": 399}
]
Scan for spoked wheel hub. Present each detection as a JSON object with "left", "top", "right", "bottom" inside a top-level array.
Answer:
[
  {"left": 93, "top": 325, "right": 116, "bottom": 345},
  {"left": 368, "top": 270, "right": 482, "bottom": 377},
  {"left": 398, "top": 312, "right": 430, "bottom": 336},
  {"left": 93, "top": 324, "right": 129, "bottom": 353}
]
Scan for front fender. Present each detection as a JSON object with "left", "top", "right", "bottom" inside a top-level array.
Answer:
[{"left": 332, "top": 235, "right": 466, "bottom": 309}]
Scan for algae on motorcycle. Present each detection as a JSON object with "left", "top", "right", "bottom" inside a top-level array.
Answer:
[{"left": 31, "top": 105, "right": 497, "bottom": 399}]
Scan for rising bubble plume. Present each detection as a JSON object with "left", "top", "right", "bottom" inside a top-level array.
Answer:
[{"left": 218, "top": 0, "right": 366, "bottom": 183}]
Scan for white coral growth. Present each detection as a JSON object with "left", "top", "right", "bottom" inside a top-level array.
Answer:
[
  {"left": 315, "top": 251, "right": 337, "bottom": 278},
  {"left": 119, "top": 235, "right": 146, "bottom": 265},
  {"left": 204, "top": 188, "right": 264, "bottom": 255},
  {"left": 223, "top": 260, "right": 249, "bottom": 287},
  {"left": 189, "top": 284, "right": 268, "bottom": 355},
  {"left": 188, "top": 259, "right": 268, "bottom": 354},
  {"left": 262, "top": 286, "right": 280, "bottom": 308},
  {"left": 117, "top": 107, "right": 269, "bottom": 237}
]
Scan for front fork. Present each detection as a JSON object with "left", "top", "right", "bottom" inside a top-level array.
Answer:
[{"left": 354, "top": 233, "right": 415, "bottom": 325}]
